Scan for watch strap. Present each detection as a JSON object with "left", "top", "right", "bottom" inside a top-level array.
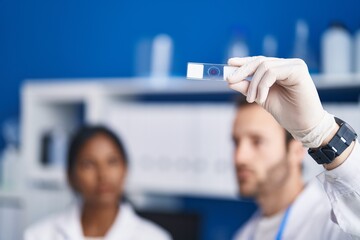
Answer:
[{"left": 308, "top": 117, "right": 357, "bottom": 164}]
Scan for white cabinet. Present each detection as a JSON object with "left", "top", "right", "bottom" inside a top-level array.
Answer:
[{"left": 21, "top": 78, "right": 238, "bottom": 197}]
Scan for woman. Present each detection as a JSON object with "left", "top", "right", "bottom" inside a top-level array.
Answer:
[{"left": 25, "top": 126, "right": 172, "bottom": 240}]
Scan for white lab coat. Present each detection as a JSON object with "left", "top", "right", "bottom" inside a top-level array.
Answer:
[
  {"left": 233, "top": 180, "right": 352, "bottom": 240},
  {"left": 318, "top": 140, "right": 360, "bottom": 238},
  {"left": 234, "top": 140, "right": 360, "bottom": 240},
  {"left": 24, "top": 202, "right": 172, "bottom": 240}
]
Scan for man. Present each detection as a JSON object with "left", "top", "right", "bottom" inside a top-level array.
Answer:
[
  {"left": 226, "top": 56, "right": 360, "bottom": 239},
  {"left": 232, "top": 97, "right": 348, "bottom": 239}
]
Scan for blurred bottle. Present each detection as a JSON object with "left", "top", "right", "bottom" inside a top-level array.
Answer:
[
  {"left": 321, "top": 22, "right": 352, "bottom": 76},
  {"left": 226, "top": 26, "right": 249, "bottom": 59},
  {"left": 0, "top": 118, "right": 21, "bottom": 191},
  {"left": 263, "top": 34, "right": 278, "bottom": 57},
  {"left": 354, "top": 27, "right": 360, "bottom": 76},
  {"left": 134, "top": 38, "right": 152, "bottom": 77},
  {"left": 292, "top": 19, "right": 318, "bottom": 73},
  {"left": 150, "top": 34, "right": 173, "bottom": 87}
]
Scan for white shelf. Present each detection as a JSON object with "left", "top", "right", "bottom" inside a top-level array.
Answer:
[
  {"left": 312, "top": 74, "right": 360, "bottom": 89},
  {"left": 24, "top": 77, "right": 233, "bottom": 98},
  {"left": 25, "top": 74, "right": 360, "bottom": 95}
]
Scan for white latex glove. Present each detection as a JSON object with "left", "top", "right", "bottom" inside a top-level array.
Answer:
[{"left": 227, "top": 56, "right": 336, "bottom": 148}]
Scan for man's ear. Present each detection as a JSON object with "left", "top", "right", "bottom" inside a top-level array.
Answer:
[{"left": 288, "top": 140, "right": 306, "bottom": 166}]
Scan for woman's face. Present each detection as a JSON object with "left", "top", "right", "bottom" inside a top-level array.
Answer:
[{"left": 70, "top": 133, "right": 127, "bottom": 206}]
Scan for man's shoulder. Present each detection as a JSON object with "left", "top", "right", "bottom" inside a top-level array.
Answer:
[{"left": 295, "top": 180, "right": 330, "bottom": 210}]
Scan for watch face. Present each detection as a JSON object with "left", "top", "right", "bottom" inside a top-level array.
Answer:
[
  {"left": 334, "top": 117, "right": 344, "bottom": 126},
  {"left": 335, "top": 117, "right": 358, "bottom": 137},
  {"left": 345, "top": 123, "right": 357, "bottom": 138}
]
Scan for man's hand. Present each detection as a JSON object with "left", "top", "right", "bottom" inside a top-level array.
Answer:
[{"left": 227, "top": 56, "right": 336, "bottom": 149}]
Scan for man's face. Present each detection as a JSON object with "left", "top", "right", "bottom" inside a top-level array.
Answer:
[{"left": 232, "top": 104, "right": 290, "bottom": 198}]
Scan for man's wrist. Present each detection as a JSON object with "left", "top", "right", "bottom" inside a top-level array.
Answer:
[
  {"left": 319, "top": 121, "right": 356, "bottom": 170},
  {"left": 323, "top": 140, "right": 355, "bottom": 170},
  {"left": 292, "top": 111, "right": 335, "bottom": 149}
]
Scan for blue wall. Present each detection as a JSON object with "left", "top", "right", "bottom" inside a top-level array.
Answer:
[
  {"left": 0, "top": 1, "right": 359, "bottom": 238},
  {"left": 1, "top": 0, "right": 360, "bottom": 148}
]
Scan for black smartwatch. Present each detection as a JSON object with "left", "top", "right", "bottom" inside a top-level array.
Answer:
[{"left": 308, "top": 117, "right": 358, "bottom": 164}]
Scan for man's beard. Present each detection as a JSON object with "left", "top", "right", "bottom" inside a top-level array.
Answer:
[{"left": 238, "top": 155, "right": 290, "bottom": 198}]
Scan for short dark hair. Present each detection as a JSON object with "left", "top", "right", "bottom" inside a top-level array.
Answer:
[
  {"left": 235, "top": 95, "right": 294, "bottom": 146},
  {"left": 67, "top": 125, "right": 128, "bottom": 177}
]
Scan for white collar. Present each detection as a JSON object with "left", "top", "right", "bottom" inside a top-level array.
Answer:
[{"left": 55, "top": 201, "right": 139, "bottom": 240}]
